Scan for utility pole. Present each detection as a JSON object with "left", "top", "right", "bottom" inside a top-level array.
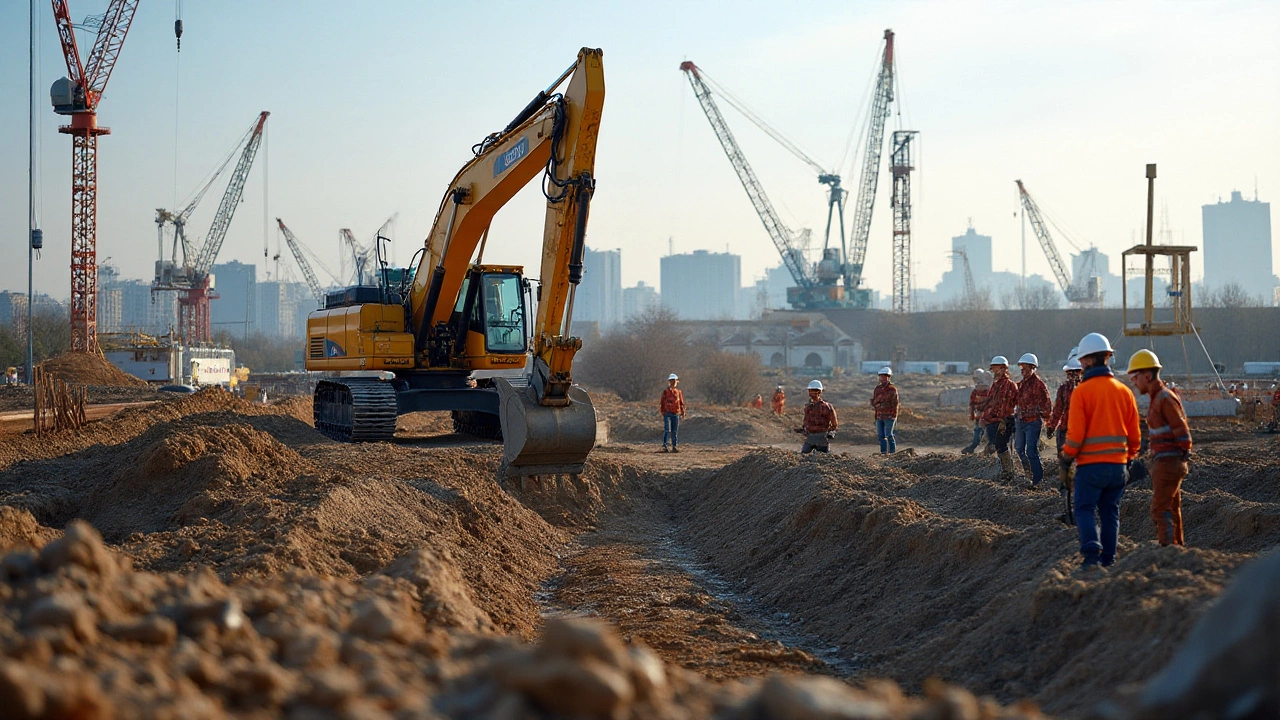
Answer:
[
  {"left": 1019, "top": 199, "right": 1026, "bottom": 292},
  {"left": 28, "top": 0, "right": 41, "bottom": 381},
  {"left": 1144, "top": 164, "right": 1156, "bottom": 331}
]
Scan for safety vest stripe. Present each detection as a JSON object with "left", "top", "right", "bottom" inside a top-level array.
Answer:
[
  {"left": 1078, "top": 447, "right": 1127, "bottom": 456},
  {"left": 1081, "top": 435, "right": 1127, "bottom": 446},
  {"left": 1149, "top": 425, "right": 1171, "bottom": 435},
  {"left": 1065, "top": 439, "right": 1082, "bottom": 449}
]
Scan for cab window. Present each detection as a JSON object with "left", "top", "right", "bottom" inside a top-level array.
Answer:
[{"left": 480, "top": 273, "right": 525, "bottom": 354}]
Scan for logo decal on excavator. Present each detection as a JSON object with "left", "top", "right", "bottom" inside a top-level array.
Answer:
[
  {"left": 325, "top": 340, "right": 345, "bottom": 357},
  {"left": 493, "top": 136, "right": 529, "bottom": 177}
]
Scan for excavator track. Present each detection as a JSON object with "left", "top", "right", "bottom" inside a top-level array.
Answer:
[{"left": 314, "top": 378, "right": 398, "bottom": 442}]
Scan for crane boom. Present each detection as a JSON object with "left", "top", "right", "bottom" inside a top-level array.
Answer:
[
  {"left": 680, "top": 61, "right": 813, "bottom": 291},
  {"left": 193, "top": 112, "right": 269, "bottom": 279},
  {"left": 845, "top": 29, "right": 896, "bottom": 298},
  {"left": 277, "top": 219, "right": 326, "bottom": 307},
  {"left": 82, "top": 0, "right": 137, "bottom": 98},
  {"left": 950, "top": 249, "right": 976, "bottom": 302},
  {"left": 1015, "top": 179, "right": 1074, "bottom": 296}
]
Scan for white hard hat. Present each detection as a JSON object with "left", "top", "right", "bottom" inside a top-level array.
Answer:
[
  {"left": 1018, "top": 353, "right": 1038, "bottom": 367},
  {"left": 990, "top": 355, "right": 1009, "bottom": 367},
  {"left": 776, "top": 385, "right": 783, "bottom": 390},
  {"left": 879, "top": 367, "right": 892, "bottom": 376},
  {"left": 807, "top": 380, "right": 823, "bottom": 391},
  {"left": 668, "top": 373, "right": 679, "bottom": 380},
  {"left": 1077, "top": 332, "right": 1113, "bottom": 357},
  {"left": 1067, "top": 346, "right": 1080, "bottom": 361},
  {"left": 1065, "top": 358, "right": 1082, "bottom": 371}
]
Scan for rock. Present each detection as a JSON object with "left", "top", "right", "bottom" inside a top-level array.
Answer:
[
  {"left": 497, "top": 657, "right": 635, "bottom": 719},
  {"left": 37, "top": 521, "right": 117, "bottom": 578},
  {"left": 628, "top": 645, "right": 670, "bottom": 702},
  {"left": 758, "top": 675, "right": 892, "bottom": 720},
  {"left": 104, "top": 615, "right": 177, "bottom": 645},
  {"left": 301, "top": 667, "right": 362, "bottom": 708},
  {"left": 182, "top": 597, "right": 247, "bottom": 633},
  {"left": 0, "top": 661, "right": 46, "bottom": 719},
  {"left": 540, "top": 616, "right": 632, "bottom": 669},
  {"left": 349, "top": 596, "right": 419, "bottom": 644},
  {"left": 26, "top": 592, "right": 98, "bottom": 643},
  {"left": 1132, "top": 547, "right": 1280, "bottom": 719}
]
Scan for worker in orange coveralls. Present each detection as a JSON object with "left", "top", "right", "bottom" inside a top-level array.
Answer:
[
  {"left": 771, "top": 385, "right": 786, "bottom": 415},
  {"left": 750, "top": 394, "right": 764, "bottom": 410},
  {"left": 659, "top": 373, "right": 686, "bottom": 453},
  {"left": 1127, "top": 350, "right": 1192, "bottom": 547}
]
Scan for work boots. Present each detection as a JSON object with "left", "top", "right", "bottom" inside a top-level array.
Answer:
[{"left": 998, "top": 452, "right": 1016, "bottom": 483}]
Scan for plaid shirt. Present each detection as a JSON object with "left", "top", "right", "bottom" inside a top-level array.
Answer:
[
  {"left": 659, "top": 387, "right": 685, "bottom": 415},
  {"left": 802, "top": 400, "right": 838, "bottom": 433},
  {"left": 1016, "top": 373, "right": 1053, "bottom": 422},
  {"left": 982, "top": 375, "right": 1019, "bottom": 424},
  {"left": 969, "top": 386, "right": 991, "bottom": 421},
  {"left": 871, "top": 383, "right": 899, "bottom": 420},
  {"left": 1048, "top": 378, "right": 1077, "bottom": 430}
]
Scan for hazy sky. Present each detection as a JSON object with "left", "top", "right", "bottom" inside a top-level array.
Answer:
[{"left": 2, "top": 0, "right": 1277, "bottom": 302}]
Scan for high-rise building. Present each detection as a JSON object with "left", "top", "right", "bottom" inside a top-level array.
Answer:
[
  {"left": 576, "top": 248, "right": 622, "bottom": 330},
  {"left": 210, "top": 261, "right": 257, "bottom": 336},
  {"left": 1202, "top": 191, "right": 1275, "bottom": 302},
  {"left": 98, "top": 265, "right": 177, "bottom": 334},
  {"left": 622, "top": 281, "right": 659, "bottom": 321},
  {"left": 660, "top": 250, "right": 740, "bottom": 320},
  {"left": 952, "top": 227, "right": 993, "bottom": 280},
  {"left": 256, "top": 280, "right": 315, "bottom": 338}
]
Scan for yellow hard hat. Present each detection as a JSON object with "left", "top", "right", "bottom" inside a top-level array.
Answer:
[{"left": 1126, "top": 349, "right": 1162, "bottom": 373}]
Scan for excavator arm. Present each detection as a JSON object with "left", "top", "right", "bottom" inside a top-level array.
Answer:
[{"left": 410, "top": 48, "right": 604, "bottom": 407}]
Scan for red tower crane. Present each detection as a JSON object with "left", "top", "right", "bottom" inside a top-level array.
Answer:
[{"left": 50, "top": 0, "right": 140, "bottom": 353}]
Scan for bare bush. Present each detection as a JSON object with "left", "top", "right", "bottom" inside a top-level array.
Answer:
[
  {"left": 1204, "top": 282, "right": 1263, "bottom": 308},
  {"left": 1001, "top": 284, "right": 1061, "bottom": 310},
  {"left": 693, "top": 350, "right": 762, "bottom": 406},
  {"left": 577, "top": 307, "right": 689, "bottom": 401}
]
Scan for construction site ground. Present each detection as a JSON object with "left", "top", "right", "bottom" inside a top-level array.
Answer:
[{"left": 0, "top": 372, "right": 1275, "bottom": 718}]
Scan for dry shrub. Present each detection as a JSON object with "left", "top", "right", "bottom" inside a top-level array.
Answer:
[
  {"left": 579, "top": 308, "right": 689, "bottom": 401},
  {"left": 692, "top": 350, "right": 762, "bottom": 406}
]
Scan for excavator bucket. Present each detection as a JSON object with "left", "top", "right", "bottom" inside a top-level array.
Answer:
[{"left": 495, "top": 377, "right": 597, "bottom": 476}]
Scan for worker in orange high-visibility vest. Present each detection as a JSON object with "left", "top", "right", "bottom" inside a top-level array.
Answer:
[
  {"left": 659, "top": 373, "right": 686, "bottom": 453},
  {"left": 1061, "top": 333, "right": 1141, "bottom": 572},
  {"left": 771, "top": 386, "right": 786, "bottom": 416}
]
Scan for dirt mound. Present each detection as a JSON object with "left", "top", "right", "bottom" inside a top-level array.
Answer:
[
  {"left": 0, "top": 506, "right": 59, "bottom": 551},
  {"left": 39, "top": 351, "right": 146, "bottom": 387},
  {"left": 0, "top": 521, "right": 1046, "bottom": 719},
  {"left": 672, "top": 449, "right": 1267, "bottom": 715}
]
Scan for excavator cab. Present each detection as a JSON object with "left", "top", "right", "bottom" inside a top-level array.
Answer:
[{"left": 451, "top": 266, "right": 529, "bottom": 370}]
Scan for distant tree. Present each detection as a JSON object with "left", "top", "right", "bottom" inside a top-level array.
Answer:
[
  {"left": 577, "top": 306, "right": 690, "bottom": 401},
  {"left": 1001, "top": 284, "right": 1060, "bottom": 310},
  {"left": 214, "top": 331, "right": 301, "bottom": 372},
  {"left": 1204, "top": 282, "right": 1262, "bottom": 308}
]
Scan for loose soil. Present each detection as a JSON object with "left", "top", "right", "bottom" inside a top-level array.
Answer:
[
  {"left": 0, "top": 382, "right": 1272, "bottom": 718},
  {"left": 38, "top": 351, "right": 148, "bottom": 387}
]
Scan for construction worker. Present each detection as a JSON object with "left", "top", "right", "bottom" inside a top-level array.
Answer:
[
  {"left": 1013, "top": 353, "right": 1053, "bottom": 487},
  {"left": 1270, "top": 383, "right": 1280, "bottom": 431},
  {"left": 795, "top": 379, "right": 838, "bottom": 454},
  {"left": 961, "top": 369, "right": 991, "bottom": 454},
  {"left": 982, "top": 356, "right": 1020, "bottom": 482},
  {"left": 1061, "top": 333, "right": 1141, "bottom": 571},
  {"left": 871, "top": 367, "right": 899, "bottom": 454},
  {"left": 750, "top": 394, "right": 764, "bottom": 410},
  {"left": 3, "top": 367, "right": 16, "bottom": 386},
  {"left": 1128, "top": 350, "right": 1192, "bottom": 547},
  {"left": 659, "top": 373, "right": 686, "bottom": 453},
  {"left": 771, "top": 385, "right": 786, "bottom": 415},
  {"left": 1046, "top": 358, "right": 1083, "bottom": 524}
]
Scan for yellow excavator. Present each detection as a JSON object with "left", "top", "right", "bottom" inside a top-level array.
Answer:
[{"left": 305, "top": 48, "right": 604, "bottom": 476}]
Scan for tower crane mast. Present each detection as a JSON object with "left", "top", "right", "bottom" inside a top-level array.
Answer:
[
  {"left": 277, "top": 219, "right": 326, "bottom": 308},
  {"left": 889, "top": 131, "right": 917, "bottom": 313},
  {"left": 50, "top": 0, "right": 140, "bottom": 352},
  {"left": 844, "top": 29, "right": 896, "bottom": 307}
]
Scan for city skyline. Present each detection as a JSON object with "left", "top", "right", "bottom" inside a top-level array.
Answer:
[{"left": 2, "top": 1, "right": 1277, "bottom": 307}]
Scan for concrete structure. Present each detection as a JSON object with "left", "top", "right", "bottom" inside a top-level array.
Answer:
[
  {"left": 621, "top": 281, "right": 659, "bottom": 321},
  {"left": 98, "top": 267, "right": 177, "bottom": 335},
  {"left": 255, "top": 281, "right": 313, "bottom": 338},
  {"left": 714, "top": 311, "right": 862, "bottom": 370},
  {"left": 577, "top": 248, "right": 622, "bottom": 330},
  {"left": 661, "top": 250, "right": 740, "bottom": 320},
  {"left": 211, "top": 261, "right": 257, "bottom": 335},
  {"left": 1202, "top": 191, "right": 1275, "bottom": 303}
]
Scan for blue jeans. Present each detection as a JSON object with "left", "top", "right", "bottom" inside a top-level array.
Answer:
[
  {"left": 876, "top": 418, "right": 896, "bottom": 453},
  {"left": 1014, "top": 418, "right": 1043, "bottom": 484},
  {"left": 1074, "top": 463, "right": 1127, "bottom": 566},
  {"left": 962, "top": 422, "right": 983, "bottom": 452},
  {"left": 662, "top": 413, "right": 680, "bottom": 449},
  {"left": 985, "top": 417, "right": 1013, "bottom": 453}
]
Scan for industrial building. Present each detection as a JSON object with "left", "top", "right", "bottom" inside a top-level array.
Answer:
[
  {"left": 622, "top": 281, "right": 659, "bottom": 321},
  {"left": 210, "top": 261, "right": 257, "bottom": 335},
  {"left": 576, "top": 248, "right": 623, "bottom": 330},
  {"left": 1202, "top": 191, "right": 1275, "bottom": 303},
  {"left": 661, "top": 250, "right": 741, "bottom": 320}
]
